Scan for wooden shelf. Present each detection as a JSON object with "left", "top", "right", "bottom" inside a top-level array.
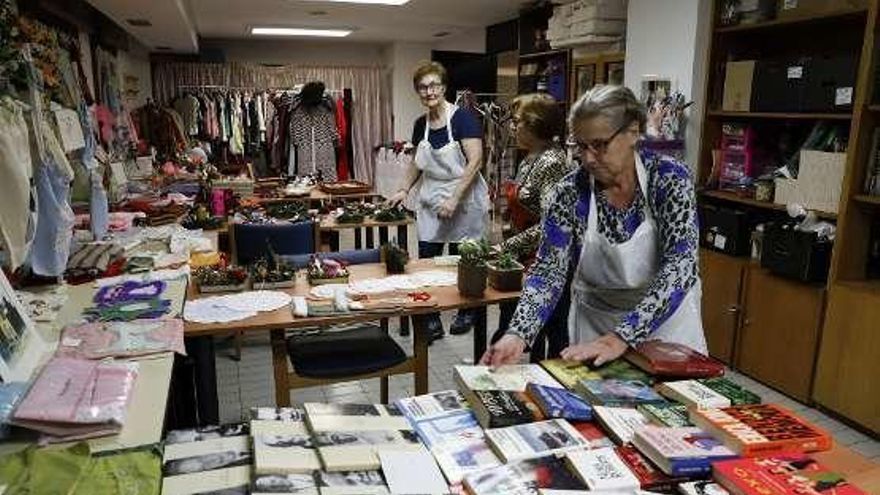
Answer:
[
  {"left": 714, "top": 7, "right": 867, "bottom": 33},
  {"left": 700, "top": 190, "right": 838, "bottom": 219},
  {"left": 836, "top": 279, "right": 880, "bottom": 295},
  {"left": 706, "top": 110, "right": 852, "bottom": 120},
  {"left": 853, "top": 194, "right": 880, "bottom": 206},
  {"left": 518, "top": 49, "right": 568, "bottom": 60},
  {"left": 868, "top": 105, "right": 880, "bottom": 112}
]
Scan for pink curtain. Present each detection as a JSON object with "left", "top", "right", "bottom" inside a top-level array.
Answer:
[{"left": 152, "top": 62, "right": 392, "bottom": 183}]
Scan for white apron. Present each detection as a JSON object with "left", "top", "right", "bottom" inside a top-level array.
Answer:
[
  {"left": 414, "top": 103, "right": 489, "bottom": 243},
  {"left": 568, "top": 153, "right": 706, "bottom": 352}
]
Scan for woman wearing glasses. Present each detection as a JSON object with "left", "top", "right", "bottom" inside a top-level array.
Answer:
[
  {"left": 481, "top": 85, "right": 704, "bottom": 367},
  {"left": 388, "top": 61, "right": 488, "bottom": 339}
]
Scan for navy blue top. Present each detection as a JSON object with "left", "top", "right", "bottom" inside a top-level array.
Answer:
[{"left": 411, "top": 107, "right": 483, "bottom": 149}]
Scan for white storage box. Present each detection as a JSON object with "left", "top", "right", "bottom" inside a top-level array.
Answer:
[{"left": 774, "top": 150, "right": 846, "bottom": 213}]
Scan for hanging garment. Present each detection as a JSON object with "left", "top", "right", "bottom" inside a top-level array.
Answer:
[
  {"left": 229, "top": 94, "right": 245, "bottom": 155},
  {"left": 173, "top": 94, "right": 200, "bottom": 136},
  {"left": 335, "top": 96, "right": 350, "bottom": 181},
  {"left": 568, "top": 153, "right": 706, "bottom": 352},
  {"left": 344, "top": 89, "right": 355, "bottom": 179},
  {"left": 0, "top": 98, "right": 37, "bottom": 269},
  {"left": 413, "top": 102, "right": 488, "bottom": 243},
  {"left": 290, "top": 101, "right": 339, "bottom": 180}
]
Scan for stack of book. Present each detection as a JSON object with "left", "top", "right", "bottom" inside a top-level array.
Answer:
[
  {"left": 454, "top": 365, "right": 559, "bottom": 429},
  {"left": 161, "top": 423, "right": 253, "bottom": 495}
]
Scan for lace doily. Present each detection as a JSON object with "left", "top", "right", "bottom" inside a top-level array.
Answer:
[{"left": 184, "top": 291, "right": 292, "bottom": 324}]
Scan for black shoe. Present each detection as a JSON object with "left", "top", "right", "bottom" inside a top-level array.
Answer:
[
  {"left": 449, "top": 311, "right": 475, "bottom": 335},
  {"left": 428, "top": 317, "right": 445, "bottom": 344}
]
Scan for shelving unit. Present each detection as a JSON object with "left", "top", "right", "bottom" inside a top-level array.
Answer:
[{"left": 697, "top": 0, "right": 879, "bottom": 434}]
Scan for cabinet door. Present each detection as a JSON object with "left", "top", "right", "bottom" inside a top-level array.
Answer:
[
  {"left": 699, "top": 249, "right": 745, "bottom": 364},
  {"left": 737, "top": 267, "right": 825, "bottom": 402}
]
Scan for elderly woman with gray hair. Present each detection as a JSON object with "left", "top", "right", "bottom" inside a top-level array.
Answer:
[{"left": 481, "top": 85, "right": 705, "bottom": 367}]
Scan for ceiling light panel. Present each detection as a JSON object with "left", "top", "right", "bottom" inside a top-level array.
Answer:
[
  {"left": 251, "top": 27, "right": 352, "bottom": 37},
  {"left": 311, "top": 0, "right": 410, "bottom": 5}
]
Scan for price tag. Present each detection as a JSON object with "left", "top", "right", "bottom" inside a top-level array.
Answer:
[
  {"left": 714, "top": 234, "right": 728, "bottom": 250},
  {"left": 835, "top": 87, "right": 853, "bottom": 106},
  {"left": 787, "top": 66, "right": 803, "bottom": 79},
  {"left": 61, "top": 337, "right": 82, "bottom": 347}
]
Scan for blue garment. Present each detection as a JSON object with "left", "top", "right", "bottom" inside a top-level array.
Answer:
[
  {"left": 411, "top": 107, "right": 482, "bottom": 149},
  {"left": 78, "top": 102, "right": 109, "bottom": 240},
  {"left": 29, "top": 161, "right": 74, "bottom": 276}
]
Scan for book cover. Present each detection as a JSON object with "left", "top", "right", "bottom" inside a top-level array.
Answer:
[
  {"left": 679, "top": 480, "right": 731, "bottom": 495},
  {"left": 527, "top": 383, "right": 593, "bottom": 421},
  {"left": 163, "top": 435, "right": 251, "bottom": 465},
  {"left": 250, "top": 407, "right": 306, "bottom": 422},
  {"left": 632, "top": 426, "right": 737, "bottom": 477},
  {"left": 165, "top": 423, "right": 250, "bottom": 446},
  {"left": 638, "top": 403, "right": 692, "bottom": 427},
  {"left": 657, "top": 380, "right": 732, "bottom": 410},
  {"left": 251, "top": 420, "right": 320, "bottom": 474},
  {"left": 626, "top": 341, "right": 725, "bottom": 378},
  {"left": 714, "top": 455, "right": 868, "bottom": 495},
  {"left": 379, "top": 450, "right": 449, "bottom": 495},
  {"left": 698, "top": 377, "right": 761, "bottom": 406},
  {"left": 252, "top": 473, "right": 319, "bottom": 494},
  {"left": 615, "top": 444, "right": 690, "bottom": 493},
  {"left": 565, "top": 446, "right": 641, "bottom": 491},
  {"left": 689, "top": 404, "right": 833, "bottom": 456},
  {"left": 304, "top": 403, "right": 409, "bottom": 432},
  {"left": 312, "top": 429, "right": 423, "bottom": 472},
  {"left": 485, "top": 419, "right": 588, "bottom": 463},
  {"left": 577, "top": 378, "right": 666, "bottom": 407},
  {"left": 570, "top": 421, "right": 614, "bottom": 449},
  {"left": 315, "top": 470, "right": 389, "bottom": 495},
  {"left": 162, "top": 465, "right": 252, "bottom": 495},
  {"left": 413, "top": 410, "right": 484, "bottom": 448},
  {"left": 471, "top": 389, "right": 544, "bottom": 429},
  {"left": 454, "top": 365, "right": 561, "bottom": 392},
  {"left": 463, "top": 455, "right": 586, "bottom": 495},
  {"left": 593, "top": 405, "right": 651, "bottom": 444},
  {"left": 430, "top": 438, "right": 501, "bottom": 484},
  {"left": 395, "top": 390, "right": 470, "bottom": 422},
  {"left": 540, "top": 359, "right": 604, "bottom": 389}
]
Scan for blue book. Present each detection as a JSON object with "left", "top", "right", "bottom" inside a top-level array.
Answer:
[
  {"left": 526, "top": 383, "right": 592, "bottom": 421},
  {"left": 413, "top": 410, "right": 484, "bottom": 448}
]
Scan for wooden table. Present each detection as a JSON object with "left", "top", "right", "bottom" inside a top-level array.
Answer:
[
  {"left": 315, "top": 216, "right": 413, "bottom": 251},
  {"left": 184, "top": 260, "right": 521, "bottom": 415},
  {"left": 258, "top": 189, "right": 383, "bottom": 206}
]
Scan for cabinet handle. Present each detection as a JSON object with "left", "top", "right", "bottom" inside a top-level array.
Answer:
[
  {"left": 726, "top": 305, "right": 739, "bottom": 314},
  {"left": 743, "top": 318, "right": 751, "bottom": 326}
]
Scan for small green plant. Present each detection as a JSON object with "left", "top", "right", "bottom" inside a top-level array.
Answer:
[
  {"left": 381, "top": 242, "right": 409, "bottom": 274},
  {"left": 458, "top": 238, "right": 490, "bottom": 267},
  {"left": 493, "top": 250, "right": 519, "bottom": 270}
]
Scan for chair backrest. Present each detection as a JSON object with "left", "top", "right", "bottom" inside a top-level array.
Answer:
[
  {"left": 280, "top": 248, "right": 380, "bottom": 269},
  {"left": 232, "top": 221, "right": 315, "bottom": 266}
]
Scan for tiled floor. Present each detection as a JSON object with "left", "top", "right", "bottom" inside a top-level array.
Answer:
[{"left": 214, "top": 306, "right": 880, "bottom": 462}]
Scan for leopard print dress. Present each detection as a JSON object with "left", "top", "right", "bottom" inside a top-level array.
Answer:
[{"left": 506, "top": 149, "right": 700, "bottom": 346}]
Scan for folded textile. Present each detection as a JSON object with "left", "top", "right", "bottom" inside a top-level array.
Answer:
[{"left": 56, "top": 318, "right": 186, "bottom": 359}]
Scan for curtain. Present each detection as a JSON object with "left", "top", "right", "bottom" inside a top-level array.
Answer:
[{"left": 152, "top": 62, "right": 392, "bottom": 183}]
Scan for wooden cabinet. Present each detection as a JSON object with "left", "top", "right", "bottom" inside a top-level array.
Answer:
[
  {"left": 699, "top": 249, "right": 746, "bottom": 364},
  {"left": 814, "top": 283, "right": 880, "bottom": 434},
  {"left": 736, "top": 267, "right": 826, "bottom": 402}
]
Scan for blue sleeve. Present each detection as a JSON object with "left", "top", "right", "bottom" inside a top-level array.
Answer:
[
  {"left": 451, "top": 108, "right": 483, "bottom": 141},
  {"left": 411, "top": 116, "right": 426, "bottom": 146}
]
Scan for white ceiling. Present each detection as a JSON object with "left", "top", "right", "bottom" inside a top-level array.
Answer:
[{"left": 87, "top": 0, "right": 528, "bottom": 53}]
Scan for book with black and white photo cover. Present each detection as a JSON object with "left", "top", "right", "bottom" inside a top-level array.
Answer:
[
  {"left": 463, "top": 455, "right": 586, "bottom": 495},
  {"left": 250, "top": 407, "right": 306, "bottom": 422},
  {"left": 413, "top": 410, "right": 484, "bottom": 448},
  {"left": 162, "top": 422, "right": 253, "bottom": 492},
  {"left": 163, "top": 423, "right": 251, "bottom": 466},
  {"left": 593, "top": 406, "right": 650, "bottom": 445},
  {"left": 565, "top": 447, "right": 641, "bottom": 491},
  {"left": 484, "top": 419, "right": 589, "bottom": 463},
  {"left": 395, "top": 390, "right": 470, "bottom": 422},
  {"left": 656, "top": 380, "right": 731, "bottom": 410},
  {"left": 312, "top": 429, "right": 424, "bottom": 472},
  {"left": 162, "top": 465, "right": 251, "bottom": 495},
  {"left": 430, "top": 438, "right": 501, "bottom": 484},
  {"left": 251, "top": 473, "right": 319, "bottom": 494},
  {"left": 454, "top": 365, "right": 561, "bottom": 392},
  {"left": 315, "top": 470, "right": 389, "bottom": 495},
  {"left": 251, "top": 420, "right": 321, "bottom": 474},
  {"left": 678, "top": 480, "right": 730, "bottom": 495},
  {"left": 304, "top": 403, "right": 409, "bottom": 432}
]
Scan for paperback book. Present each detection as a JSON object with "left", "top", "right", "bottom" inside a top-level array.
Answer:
[
  {"left": 470, "top": 389, "right": 545, "bottom": 428},
  {"left": 697, "top": 377, "right": 761, "bottom": 406},
  {"left": 616, "top": 444, "right": 690, "bottom": 493},
  {"left": 395, "top": 390, "right": 470, "bottom": 422},
  {"left": 312, "top": 429, "right": 423, "bottom": 472},
  {"left": 454, "top": 364, "right": 561, "bottom": 392},
  {"left": 638, "top": 403, "right": 692, "bottom": 427},
  {"left": 315, "top": 470, "right": 389, "bottom": 495},
  {"left": 571, "top": 421, "right": 615, "bottom": 449},
  {"left": 576, "top": 378, "right": 666, "bottom": 407},
  {"left": 689, "top": 404, "right": 833, "bottom": 456},
  {"left": 251, "top": 420, "right": 320, "bottom": 474},
  {"left": 656, "top": 380, "right": 732, "bottom": 410},
  {"left": 413, "top": 410, "right": 485, "bottom": 448},
  {"left": 679, "top": 480, "right": 731, "bottom": 495},
  {"left": 565, "top": 446, "right": 641, "bottom": 491},
  {"left": 250, "top": 407, "right": 306, "bottom": 422},
  {"left": 162, "top": 465, "right": 252, "bottom": 495},
  {"left": 526, "top": 383, "right": 593, "bottom": 421},
  {"left": 251, "top": 473, "right": 319, "bottom": 494},
  {"left": 632, "top": 426, "right": 737, "bottom": 477},
  {"left": 485, "top": 418, "right": 589, "bottom": 463},
  {"left": 303, "top": 403, "right": 409, "bottom": 432},
  {"left": 593, "top": 406, "right": 651, "bottom": 445},
  {"left": 713, "top": 455, "right": 868, "bottom": 495},
  {"left": 541, "top": 359, "right": 652, "bottom": 389},
  {"left": 626, "top": 341, "right": 725, "bottom": 378},
  {"left": 430, "top": 438, "right": 502, "bottom": 484},
  {"left": 463, "top": 455, "right": 587, "bottom": 495}
]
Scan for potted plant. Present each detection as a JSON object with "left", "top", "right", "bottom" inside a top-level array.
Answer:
[
  {"left": 250, "top": 245, "right": 297, "bottom": 289},
  {"left": 487, "top": 250, "right": 524, "bottom": 292},
  {"left": 372, "top": 204, "right": 408, "bottom": 223},
  {"left": 381, "top": 242, "right": 409, "bottom": 274},
  {"left": 193, "top": 265, "right": 250, "bottom": 293},
  {"left": 306, "top": 256, "right": 350, "bottom": 285},
  {"left": 457, "top": 238, "right": 489, "bottom": 297}
]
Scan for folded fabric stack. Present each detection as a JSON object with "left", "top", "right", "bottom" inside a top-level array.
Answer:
[{"left": 547, "top": 0, "right": 628, "bottom": 49}]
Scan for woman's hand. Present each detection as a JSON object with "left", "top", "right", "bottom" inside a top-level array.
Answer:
[
  {"left": 386, "top": 189, "right": 408, "bottom": 207},
  {"left": 437, "top": 196, "right": 460, "bottom": 218},
  {"left": 559, "top": 333, "right": 628, "bottom": 367},
  {"left": 479, "top": 334, "right": 526, "bottom": 367}
]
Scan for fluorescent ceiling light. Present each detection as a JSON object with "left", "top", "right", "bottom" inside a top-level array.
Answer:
[
  {"left": 316, "top": 0, "right": 410, "bottom": 4},
  {"left": 251, "top": 27, "right": 352, "bottom": 37}
]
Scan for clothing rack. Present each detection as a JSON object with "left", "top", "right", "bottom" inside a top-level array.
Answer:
[{"left": 176, "top": 84, "right": 347, "bottom": 95}]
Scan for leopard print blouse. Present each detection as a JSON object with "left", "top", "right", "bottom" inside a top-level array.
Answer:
[{"left": 506, "top": 149, "right": 700, "bottom": 347}]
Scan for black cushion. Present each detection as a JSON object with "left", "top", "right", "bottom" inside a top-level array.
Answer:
[{"left": 287, "top": 326, "right": 407, "bottom": 379}]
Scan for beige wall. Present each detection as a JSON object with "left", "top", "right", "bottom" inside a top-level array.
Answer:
[{"left": 200, "top": 38, "right": 387, "bottom": 66}]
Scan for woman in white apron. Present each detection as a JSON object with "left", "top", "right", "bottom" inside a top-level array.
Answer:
[
  {"left": 481, "top": 85, "right": 705, "bottom": 367},
  {"left": 388, "top": 62, "right": 489, "bottom": 340}
]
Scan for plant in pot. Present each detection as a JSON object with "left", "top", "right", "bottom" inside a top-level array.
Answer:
[
  {"left": 457, "top": 238, "right": 489, "bottom": 297},
  {"left": 487, "top": 250, "right": 524, "bottom": 292},
  {"left": 381, "top": 242, "right": 409, "bottom": 274}
]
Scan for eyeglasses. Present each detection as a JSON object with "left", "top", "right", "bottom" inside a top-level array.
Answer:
[
  {"left": 416, "top": 82, "right": 444, "bottom": 95},
  {"left": 567, "top": 120, "right": 632, "bottom": 156}
]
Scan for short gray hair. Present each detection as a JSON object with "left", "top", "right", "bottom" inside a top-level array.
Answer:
[{"left": 569, "top": 85, "right": 647, "bottom": 135}]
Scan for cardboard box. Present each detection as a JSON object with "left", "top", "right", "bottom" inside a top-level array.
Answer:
[
  {"left": 774, "top": 150, "right": 846, "bottom": 213},
  {"left": 777, "top": 0, "right": 867, "bottom": 19},
  {"left": 723, "top": 61, "right": 756, "bottom": 112}
]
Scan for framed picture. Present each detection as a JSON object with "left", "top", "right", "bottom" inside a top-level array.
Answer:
[
  {"left": 606, "top": 61, "right": 625, "bottom": 86},
  {"left": 0, "top": 271, "right": 48, "bottom": 382},
  {"left": 574, "top": 64, "right": 597, "bottom": 100}
]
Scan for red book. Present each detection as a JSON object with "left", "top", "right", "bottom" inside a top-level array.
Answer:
[
  {"left": 690, "top": 404, "right": 833, "bottom": 457},
  {"left": 614, "top": 444, "right": 689, "bottom": 493},
  {"left": 625, "top": 340, "right": 725, "bottom": 378},
  {"left": 714, "top": 455, "right": 867, "bottom": 495},
  {"left": 571, "top": 421, "right": 614, "bottom": 449}
]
